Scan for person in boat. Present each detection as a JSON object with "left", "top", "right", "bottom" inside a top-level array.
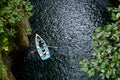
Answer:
[
  {"left": 40, "top": 49, "right": 46, "bottom": 56},
  {"left": 42, "top": 49, "right": 46, "bottom": 56},
  {"left": 36, "top": 37, "right": 44, "bottom": 48}
]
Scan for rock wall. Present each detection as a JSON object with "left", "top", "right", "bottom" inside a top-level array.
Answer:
[{"left": 1, "top": 17, "right": 31, "bottom": 80}]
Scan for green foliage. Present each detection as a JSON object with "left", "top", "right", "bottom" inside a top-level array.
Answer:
[
  {"left": 26, "top": 28, "right": 32, "bottom": 35},
  {"left": 0, "top": 60, "right": 6, "bottom": 79},
  {"left": 0, "top": 0, "right": 33, "bottom": 51},
  {"left": 80, "top": 5, "right": 120, "bottom": 80}
]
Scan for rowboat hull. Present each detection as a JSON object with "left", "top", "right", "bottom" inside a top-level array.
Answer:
[{"left": 35, "top": 34, "right": 50, "bottom": 60}]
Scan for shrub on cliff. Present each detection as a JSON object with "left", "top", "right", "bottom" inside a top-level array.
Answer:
[
  {"left": 80, "top": 5, "right": 120, "bottom": 80},
  {"left": 0, "top": 60, "right": 6, "bottom": 78},
  {"left": 0, "top": 0, "right": 33, "bottom": 51}
]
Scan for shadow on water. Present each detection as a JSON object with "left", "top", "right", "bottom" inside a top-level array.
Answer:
[{"left": 12, "top": 0, "right": 112, "bottom": 80}]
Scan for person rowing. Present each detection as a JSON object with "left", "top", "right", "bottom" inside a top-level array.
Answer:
[{"left": 36, "top": 37, "right": 48, "bottom": 56}]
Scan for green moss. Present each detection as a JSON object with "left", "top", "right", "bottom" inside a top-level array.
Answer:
[{"left": 80, "top": 5, "right": 120, "bottom": 80}]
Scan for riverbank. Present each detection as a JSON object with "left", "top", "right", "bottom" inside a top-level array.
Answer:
[
  {"left": 0, "top": 1, "right": 33, "bottom": 80},
  {"left": 1, "top": 16, "right": 31, "bottom": 80}
]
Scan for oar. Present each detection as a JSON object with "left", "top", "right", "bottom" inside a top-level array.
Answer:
[
  {"left": 30, "top": 45, "right": 58, "bottom": 53},
  {"left": 31, "top": 49, "right": 37, "bottom": 53},
  {"left": 48, "top": 46, "right": 58, "bottom": 48}
]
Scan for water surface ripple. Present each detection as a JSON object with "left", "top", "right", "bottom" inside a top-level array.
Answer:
[{"left": 23, "top": 0, "right": 111, "bottom": 80}]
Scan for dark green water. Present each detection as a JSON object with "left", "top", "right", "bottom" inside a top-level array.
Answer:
[{"left": 12, "top": 0, "right": 111, "bottom": 80}]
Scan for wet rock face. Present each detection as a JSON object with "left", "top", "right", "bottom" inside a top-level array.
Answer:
[
  {"left": 14, "top": 17, "right": 30, "bottom": 50},
  {"left": 21, "top": 0, "right": 111, "bottom": 80}
]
